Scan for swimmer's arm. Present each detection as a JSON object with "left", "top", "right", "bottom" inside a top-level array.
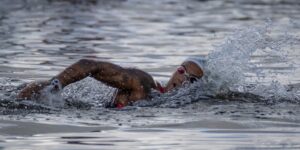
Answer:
[
  {"left": 17, "top": 59, "right": 135, "bottom": 99},
  {"left": 55, "top": 59, "right": 135, "bottom": 89}
]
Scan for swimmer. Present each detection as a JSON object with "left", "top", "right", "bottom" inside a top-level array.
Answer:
[{"left": 17, "top": 58, "right": 205, "bottom": 108}]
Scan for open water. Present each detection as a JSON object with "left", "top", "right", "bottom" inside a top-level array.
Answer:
[{"left": 0, "top": 0, "right": 300, "bottom": 149}]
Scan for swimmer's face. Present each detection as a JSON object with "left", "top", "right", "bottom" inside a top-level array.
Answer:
[{"left": 165, "top": 61, "right": 203, "bottom": 92}]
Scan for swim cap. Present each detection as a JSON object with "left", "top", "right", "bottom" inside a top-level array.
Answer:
[{"left": 184, "top": 56, "right": 207, "bottom": 71}]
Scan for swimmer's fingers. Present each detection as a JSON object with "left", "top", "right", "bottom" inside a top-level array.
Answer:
[{"left": 16, "top": 80, "right": 50, "bottom": 100}]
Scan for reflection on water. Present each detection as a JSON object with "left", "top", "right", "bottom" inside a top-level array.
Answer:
[
  {"left": 2, "top": 127, "right": 300, "bottom": 150},
  {"left": 1, "top": 0, "right": 299, "bottom": 81},
  {"left": 0, "top": 0, "right": 300, "bottom": 149}
]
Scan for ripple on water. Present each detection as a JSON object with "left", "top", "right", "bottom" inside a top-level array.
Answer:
[{"left": 0, "top": 0, "right": 300, "bottom": 149}]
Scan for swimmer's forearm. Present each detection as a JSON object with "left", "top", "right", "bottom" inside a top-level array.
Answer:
[
  {"left": 54, "top": 59, "right": 126, "bottom": 89},
  {"left": 54, "top": 59, "right": 98, "bottom": 87}
]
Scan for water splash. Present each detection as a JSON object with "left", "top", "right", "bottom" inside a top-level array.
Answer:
[
  {"left": 204, "top": 21, "right": 295, "bottom": 93},
  {"left": 3, "top": 21, "right": 299, "bottom": 110},
  {"left": 38, "top": 86, "right": 65, "bottom": 108},
  {"left": 199, "top": 21, "right": 299, "bottom": 103},
  {"left": 39, "top": 21, "right": 300, "bottom": 108},
  {"left": 61, "top": 77, "right": 115, "bottom": 108},
  {"left": 139, "top": 21, "right": 300, "bottom": 107}
]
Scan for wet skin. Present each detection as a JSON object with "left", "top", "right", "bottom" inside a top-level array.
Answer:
[
  {"left": 17, "top": 59, "right": 204, "bottom": 107},
  {"left": 165, "top": 61, "right": 203, "bottom": 92}
]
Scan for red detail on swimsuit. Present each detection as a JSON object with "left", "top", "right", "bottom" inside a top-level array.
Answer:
[
  {"left": 177, "top": 66, "right": 185, "bottom": 74},
  {"left": 116, "top": 103, "right": 125, "bottom": 109},
  {"left": 159, "top": 87, "right": 165, "bottom": 93},
  {"left": 155, "top": 80, "right": 165, "bottom": 93}
]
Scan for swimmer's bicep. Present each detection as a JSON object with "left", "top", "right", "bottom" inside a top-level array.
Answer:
[
  {"left": 109, "top": 71, "right": 135, "bottom": 89},
  {"left": 92, "top": 67, "right": 134, "bottom": 90}
]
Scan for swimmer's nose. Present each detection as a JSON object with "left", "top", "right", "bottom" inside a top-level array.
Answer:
[{"left": 177, "top": 66, "right": 185, "bottom": 74}]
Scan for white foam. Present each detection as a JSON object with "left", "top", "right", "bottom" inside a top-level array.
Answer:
[{"left": 200, "top": 21, "right": 299, "bottom": 101}]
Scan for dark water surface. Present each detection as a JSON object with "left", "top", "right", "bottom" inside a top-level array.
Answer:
[{"left": 1, "top": 0, "right": 300, "bottom": 149}]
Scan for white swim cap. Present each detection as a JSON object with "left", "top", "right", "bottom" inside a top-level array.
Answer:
[{"left": 184, "top": 56, "right": 207, "bottom": 70}]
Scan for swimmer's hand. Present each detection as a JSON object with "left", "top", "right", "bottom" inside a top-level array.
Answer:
[
  {"left": 46, "top": 79, "right": 62, "bottom": 94},
  {"left": 17, "top": 80, "right": 51, "bottom": 100},
  {"left": 17, "top": 79, "right": 63, "bottom": 100}
]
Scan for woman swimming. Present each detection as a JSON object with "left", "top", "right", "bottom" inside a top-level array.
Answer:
[{"left": 17, "top": 58, "right": 205, "bottom": 108}]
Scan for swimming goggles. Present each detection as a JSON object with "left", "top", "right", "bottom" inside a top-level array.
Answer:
[{"left": 177, "top": 65, "right": 199, "bottom": 84}]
